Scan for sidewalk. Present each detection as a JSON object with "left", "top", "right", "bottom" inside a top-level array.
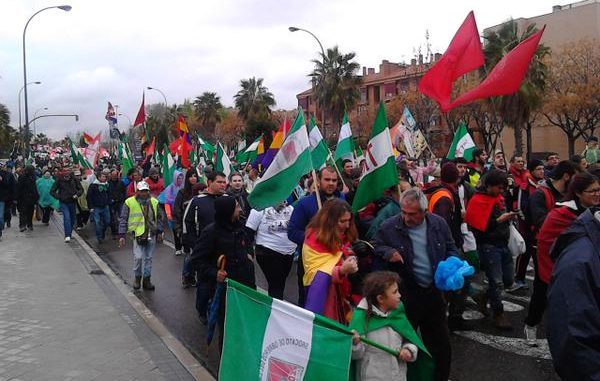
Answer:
[{"left": 0, "top": 219, "right": 197, "bottom": 381}]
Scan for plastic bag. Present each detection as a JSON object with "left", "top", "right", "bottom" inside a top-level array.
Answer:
[{"left": 434, "top": 256, "right": 475, "bottom": 291}]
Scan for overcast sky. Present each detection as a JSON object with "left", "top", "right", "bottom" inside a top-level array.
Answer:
[{"left": 0, "top": 0, "right": 560, "bottom": 139}]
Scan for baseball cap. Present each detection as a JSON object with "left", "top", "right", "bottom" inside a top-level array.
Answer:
[{"left": 137, "top": 181, "right": 150, "bottom": 191}]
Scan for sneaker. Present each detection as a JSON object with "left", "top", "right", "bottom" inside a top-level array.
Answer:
[
  {"left": 19, "top": 227, "right": 27, "bottom": 232},
  {"left": 64, "top": 237, "right": 71, "bottom": 243},
  {"left": 27, "top": 226, "right": 33, "bottom": 231},
  {"left": 174, "top": 250, "right": 182, "bottom": 256},
  {"left": 505, "top": 282, "right": 525, "bottom": 293},
  {"left": 524, "top": 325, "right": 538, "bottom": 347}
]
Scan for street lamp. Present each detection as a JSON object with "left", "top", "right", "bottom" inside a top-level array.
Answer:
[
  {"left": 18, "top": 81, "right": 41, "bottom": 131},
  {"left": 118, "top": 113, "right": 132, "bottom": 126},
  {"left": 289, "top": 26, "right": 327, "bottom": 139},
  {"left": 33, "top": 107, "right": 48, "bottom": 136},
  {"left": 22, "top": 5, "right": 72, "bottom": 153},
  {"left": 146, "top": 86, "right": 168, "bottom": 108}
]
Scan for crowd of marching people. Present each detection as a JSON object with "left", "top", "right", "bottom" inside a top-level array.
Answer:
[{"left": 2, "top": 137, "right": 600, "bottom": 380}]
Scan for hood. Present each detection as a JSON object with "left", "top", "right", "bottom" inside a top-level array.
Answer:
[
  {"left": 172, "top": 170, "right": 183, "bottom": 186},
  {"left": 550, "top": 208, "right": 600, "bottom": 261},
  {"left": 357, "top": 298, "right": 390, "bottom": 317},
  {"left": 214, "top": 196, "right": 237, "bottom": 226}
]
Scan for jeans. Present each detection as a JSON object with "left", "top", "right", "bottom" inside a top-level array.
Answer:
[
  {"left": 60, "top": 201, "right": 77, "bottom": 238},
  {"left": 256, "top": 245, "right": 293, "bottom": 300},
  {"left": 479, "top": 244, "right": 515, "bottom": 313},
  {"left": 110, "top": 202, "right": 123, "bottom": 235},
  {"left": 92, "top": 206, "right": 111, "bottom": 240},
  {"left": 0, "top": 201, "right": 4, "bottom": 236},
  {"left": 133, "top": 238, "right": 156, "bottom": 277}
]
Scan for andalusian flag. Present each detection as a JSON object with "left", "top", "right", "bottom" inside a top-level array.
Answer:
[
  {"left": 334, "top": 112, "right": 355, "bottom": 165},
  {"left": 236, "top": 135, "right": 262, "bottom": 164},
  {"left": 117, "top": 142, "right": 134, "bottom": 176},
  {"left": 248, "top": 109, "right": 312, "bottom": 210},
  {"left": 308, "top": 116, "right": 329, "bottom": 170},
  {"left": 351, "top": 102, "right": 398, "bottom": 212},
  {"left": 198, "top": 134, "right": 216, "bottom": 161},
  {"left": 447, "top": 122, "right": 476, "bottom": 161},
  {"left": 216, "top": 142, "right": 234, "bottom": 179},
  {"left": 220, "top": 280, "right": 352, "bottom": 381},
  {"left": 161, "top": 144, "right": 176, "bottom": 188}
]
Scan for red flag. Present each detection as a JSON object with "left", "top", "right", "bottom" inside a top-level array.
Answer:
[
  {"left": 447, "top": 26, "right": 545, "bottom": 111},
  {"left": 168, "top": 137, "right": 192, "bottom": 168},
  {"left": 418, "top": 11, "right": 484, "bottom": 111},
  {"left": 134, "top": 93, "right": 146, "bottom": 126},
  {"left": 145, "top": 137, "right": 156, "bottom": 156},
  {"left": 281, "top": 118, "right": 291, "bottom": 138}
]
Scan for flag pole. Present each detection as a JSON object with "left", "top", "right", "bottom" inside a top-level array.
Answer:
[{"left": 311, "top": 169, "right": 322, "bottom": 210}]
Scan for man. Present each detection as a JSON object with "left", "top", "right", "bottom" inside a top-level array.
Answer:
[
  {"left": 465, "top": 170, "right": 516, "bottom": 329},
  {"left": 546, "top": 208, "right": 600, "bottom": 380},
  {"left": 126, "top": 169, "right": 143, "bottom": 197},
  {"left": 340, "top": 159, "right": 355, "bottom": 193},
  {"left": 87, "top": 172, "right": 111, "bottom": 244},
  {"left": 509, "top": 154, "right": 529, "bottom": 190},
  {"left": 0, "top": 161, "right": 16, "bottom": 241},
  {"left": 226, "top": 172, "right": 250, "bottom": 219},
  {"left": 492, "top": 150, "right": 507, "bottom": 172},
  {"left": 529, "top": 160, "right": 577, "bottom": 231},
  {"left": 544, "top": 152, "right": 560, "bottom": 178},
  {"left": 183, "top": 171, "right": 227, "bottom": 322},
  {"left": 583, "top": 136, "right": 600, "bottom": 166},
  {"left": 51, "top": 170, "right": 83, "bottom": 243},
  {"left": 108, "top": 169, "right": 127, "bottom": 238},
  {"left": 118, "top": 181, "right": 163, "bottom": 290},
  {"left": 74, "top": 170, "right": 91, "bottom": 230},
  {"left": 288, "top": 166, "right": 346, "bottom": 307},
  {"left": 144, "top": 167, "right": 164, "bottom": 198},
  {"left": 245, "top": 168, "right": 259, "bottom": 193},
  {"left": 466, "top": 148, "right": 488, "bottom": 187},
  {"left": 365, "top": 185, "right": 401, "bottom": 241},
  {"left": 373, "top": 187, "right": 458, "bottom": 381}
]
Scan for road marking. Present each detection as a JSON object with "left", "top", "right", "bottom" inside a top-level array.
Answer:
[{"left": 455, "top": 331, "right": 551, "bottom": 360}]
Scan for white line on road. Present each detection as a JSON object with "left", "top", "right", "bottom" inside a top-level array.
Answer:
[{"left": 455, "top": 331, "right": 552, "bottom": 360}]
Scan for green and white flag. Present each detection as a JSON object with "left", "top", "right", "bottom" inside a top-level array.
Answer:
[
  {"left": 334, "top": 112, "right": 355, "bottom": 165},
  {"left": 117, "top": 142, "right": 134, "bottom": 176},
  {"left": 352, "top": 102, "right": 398, "bottom": 212},
  {"left": 236, "top": 135, "right": 262, "bottom": 164},
  {"left": 248, "top": 109, "right": 312, "bottom": 210},
  {"left": 216, "top": 142, "right": 234, "bottom": 179},
  {"left": 220, "top": 280, "right": 352, "bottom": 381},
  {"left": 447, "top": 122, "right": 476, "bottom": 161},
  {"left": 161, "top": 144, "right": 176, "bottom": 188},
  {"left": 198, "top": 134, "right": 216, "bottom": 161},
  {"left": 308, "top": 116, "right": 329, "bottom": 170},
  {"left": 355, "top": 144, "right": 365, "bottom": 164}
]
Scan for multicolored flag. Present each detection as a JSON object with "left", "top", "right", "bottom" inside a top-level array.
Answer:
[
  {"left": 219, "top": 280, "right": 352, "bottom": 381},
  {"left": 105, "top": 102, "right": 117, "bottom": 126},
  {"left": 248, "top": 109, "right": 312, "bottom": 210},
  {"left": 261, "top": 120, "right": 288, "bottom": 170},
  {"left": 351, "top": 102, "right": 398, "bottom": 212}
]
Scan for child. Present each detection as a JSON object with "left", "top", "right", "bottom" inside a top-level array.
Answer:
[{"left": 350, "top": 271, "right": 427, "bottom": 381}]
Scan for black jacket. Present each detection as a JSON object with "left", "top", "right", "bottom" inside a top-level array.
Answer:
[
  {"left": 50, "top": 176, "right": 83, "bottom": 203},
  {"left": 108, "top": 179, "right": 126, "bottom": 205},
  {"left": 529, "top": 180, "right": 562, "bottom": 230},
  {"left": 182, "top": 192, "right": 224, "bottom": 250},
  {"left": 86, "top": 182, "right": 111, "bottom": 208},
  {"left": 226, "top": 187, "right": 250, "bottom": 220},
  {"left": 0, "top": 169, "right": 16, "bottom": 202},
  {"left": 16, "top": 174, "right": 39, "bottom": 206},
  {"left": 373, "top": 213, "right": 459, "bottom": 291},
  {"left": 546, "top": 209, "right": 600, "bottom": 380}
]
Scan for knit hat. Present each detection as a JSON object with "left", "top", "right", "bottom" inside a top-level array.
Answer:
[
  {"left": 527, "top": 159, "right": 544, "bottom": 172},
  {"left": 441, "top": 162, "right": 460, "bottom": 184},
  {"left": 148, "top": 167, "right": 159, "bottom": 176}
]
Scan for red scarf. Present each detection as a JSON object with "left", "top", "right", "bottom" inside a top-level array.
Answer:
[{"left": 465, "top": 193, "right": 505, "bottom": 232}]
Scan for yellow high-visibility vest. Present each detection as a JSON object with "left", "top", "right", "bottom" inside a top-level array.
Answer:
[{"left": 124, "top": 196, "right": 158, "bottom": 237}]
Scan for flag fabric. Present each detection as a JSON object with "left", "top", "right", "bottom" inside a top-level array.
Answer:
[
  {"left": 219, "top": 280, "right": 353, "bottom": 381},
  {"left": 447, "top": 122, "right": 476, "bottom": 161},
  {"left": 169, "top": 137, "right": 192, "bottom": 168},
  {"left": 83, "top": 137, "right": 101, "bottom": 168},
  {"left": 255, "top": 136, "right": 266, "bottom": 169},
  {"left": 236, "top": 135, "right": 262, "bottom": 164},
  {"left": 308, "top": 116, "right": 329, "bottom": 170},
  {"left": 68, "top": 140, "right": 80, "bottom": 163},
  {"left": 334, "top": 113, "right": 355, "bottom": 165},
  {"left": 447, "top": 26, "right": 546, "bottom": 111},
  {"left": 355, "top": 145, "right": 365, "bottom": 164},
  {"left": 237, "top": 138, "right": 247, "bottom": 156},
  {"left": 261, "top": 122, "right": 286, "bottom": 170},
  {"left": 390, "top": 106, "right": 419, "bottom": 157},
  {"left": 118, "top": 142, "right": 134, "bottom": 176},
  {"left": 83, "top": 132, "right": 100, "bottom": 146},
  {"left": 77, "top": 148, "right": 93, "bottom": 169},
  {"left": 105, "top": 102, "right": 117, "bottom": 126},
  {"left": 248, "top": 109, "right": 312, "bottom": 210},
  {"left": 352, "top": 102, "right": 398, "bottom": 212},
  {"left": 133, "top": 93, "right": 146, "bottom": 127},
  {"left": 162, "top": 145, "right": 176, "bottom": 188},
  {"left": 198, "top": 134, "right": 216, "bottom": 162},
  {"left": 418, "top": 11, "right": 485, "bottom": 112},
  {"left": 412, "top": 130, "right": 429, "bottom": 158},
  {"left": 177, "top": 115, "right": 192, "bottom": 143},
  {"left": 216, "top": 142, "right": 234, "bottom": 179}
]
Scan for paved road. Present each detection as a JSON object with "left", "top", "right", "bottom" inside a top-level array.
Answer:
[{"left": 78, "top": 224, "right": 559, "bottom": 380}]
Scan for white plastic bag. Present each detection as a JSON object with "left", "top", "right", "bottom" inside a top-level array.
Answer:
[{"left": 508, "top": 223, "right": 526, "bottom": 258}]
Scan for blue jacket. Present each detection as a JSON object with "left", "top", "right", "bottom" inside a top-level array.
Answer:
[
  {"left": 287, "top": 191, "right": 346, "bottom": 247},
  {"left": 547, "top": 209, "right": 600, "bottom": 381},
  {"left": 372, "top": 213, "right": 459, "bottom": 290},
  {"left": 86, "top": 181, "right": 111, "bottom": 208}
]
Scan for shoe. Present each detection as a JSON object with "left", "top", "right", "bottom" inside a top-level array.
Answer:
[
  {"left": 524, "top": 324, "right": 538, "bottom": 347},
  {"left": 142, "top": 276, "right": 155, "bottom": 291},
  {"left": 44, "top": 222, "right": 49, "bottom": 226},
  {"left": 448, "top": 316, "right": 475, "bottom": 332},
  {"left": 493, "top": 312, "right": 513, "bottom": 330},
  {"left": 64, "top": 237, "right": 71, "bottom": 243},
  {"left": 472, "top": 292, "right": 490, "bottom": 317},
  {"left": 174, "top": 250, "right": 182, "bottom": 256},
  {"left": 19, "top": 227, "right": 27, "bottom": 232},
  {"left": 27, "top": 226, "right": 33, "bottom": 231},
  {"left": 133, "top": 276, "right": 142, "bottom": 290},
  {"left": 506, "top": 282, "right": 525, "bottom": 293}
]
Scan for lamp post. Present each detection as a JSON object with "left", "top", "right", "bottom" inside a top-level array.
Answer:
[
  {"left": 146, "top": 86, "right": 168, "bottom": 113},
  {"left": 118, "top": 113, "right": 132, "bottom": 126},
  {"left": 288, "top": 26, "right": 327, "bottom": 140},
  {"left": 22, "top": 5, "right": 72, "bottom": 153},
  {"left": 18, "top": 81, "right": 41, "bottom": 132},
  {"left": 33, "top": 106, "right": 48, "bottom": 136}
]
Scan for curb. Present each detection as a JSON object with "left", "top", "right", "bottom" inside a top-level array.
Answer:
[{"left": 69, "top": 228, "right": 215, "bottom": 381}]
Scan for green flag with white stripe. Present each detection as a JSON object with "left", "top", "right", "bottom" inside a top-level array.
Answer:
[
  {"left": 334, "top": 112, "right": 355, "bottom": 165},
  {"left": 308, "top": 116, "right": 329, "bottom": 170},
  {"left": 219, "top": 280, "right": 352, "bottom": 381},
  {"left": 216, "top": 142, "right": 234, "bottom": 179},
  {"left": 446, "top": 122, "right": 475, "bottom": 161}
]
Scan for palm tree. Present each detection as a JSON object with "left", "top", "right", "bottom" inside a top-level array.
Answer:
[
  {"left": 0, "top": 103, "right": 15, "bottom": 156},
  {"left": 193, "top": 92, "right": 223, "bottom": 138},
  {"left": 234, "top": 77, "right": 276, "bottom": 122},
  {"left": 310, "top": 46, "right": 362, "bottom": 133},
  {"left": 483, "top": 20, "right": 550, "bottom": 157}
]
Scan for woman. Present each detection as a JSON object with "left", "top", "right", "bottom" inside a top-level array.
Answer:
[
  {"left": 36, "top": 169, "right": 59, "bottom": 225},
  {"left": 302, "top": 199, "right": 359, "bottom": 324},
  {"left": 524, "top": 172, "right": 600, "bottom": 346},
  {"left": 226, "top": 172, "right": 250, "bottom": 219},
  {"left": 172, "top": 169, "right": 200, "bottom": 287},
  {"left": 161, "top": 170, "right": 184, "bottom": 254},
  {"left": 246, "top": 200, "right": 297, "bottom": 299},
  {"left": 16, "top": 165, "right": 39, "bottom": 232}
]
